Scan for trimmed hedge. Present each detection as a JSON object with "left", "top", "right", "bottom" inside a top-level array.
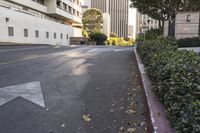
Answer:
[
  {"left": 178, "top": 37, "right": 200, "bottom": 47},
  {"left": 106, "top": 37, "right": 135, "bottom": 47},
  {"left": 89, "top": 32, "right": 107, "bottom": 45},
  {"left": 137, "top": 38, "right": 200, "bottom": 132}
]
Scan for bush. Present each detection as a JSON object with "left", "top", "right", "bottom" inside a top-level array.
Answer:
[
  {"left": 106, "top": 37, "right": 135, "bottom": 47},
  {"left": 137, "top": 38, "right": 200, "bottom": 132},
  {"left": 110, "top": 32, "right": 118, "bottom": 37},
  {"left": 178, "top": 37, "right": 200, "bottom": 47},
  {"left": 89, "top": 32, "right": 107, "bottom": 45},
  {"left": 145, "top": 29, "right": 163, "bottom": 40}
]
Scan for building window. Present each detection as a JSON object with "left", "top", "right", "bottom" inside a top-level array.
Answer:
[
  {"left": 66, "top": 34, "right": 68, "bottom": 39},
  {"left": 54, "top": 33, "right": 56, "bottom": 39},
  {"left": 60, "top": 33, "right": 63, "bottom": 39},
  {"left": 8, "top": 27, "right": 14, "bottom": 36},
  {"left": 187, "top": 15, "right": 191, "bottom": 22},
  {"left": 24, "top": 29, "right": 28, "bottom": 37},
  {"left": 57, "top": 0, "right": 61, "bottom": 7},
  {"left": 46, "top": 32, "right": 49, "bottom": 38},
  {"left": 68, "top": 6, "right": 72, "bottom": 13},
  {"left": 23, "top": 6, "right": 29, "bottom": 11},
  {"left": 35, "top": 30, "right": 39, "bottom": 38},
  {"left": 73, "top": 9, "right": 75, "bottom": 15}
]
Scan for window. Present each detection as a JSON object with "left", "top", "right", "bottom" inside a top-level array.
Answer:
[
  {"left": 54, "top": 33, "right": 56, "bottom": 39},
  {"left": 23, "top": 6, "right": 28, "bottom": 11},
  {"left": 60, "top": 33, "right": 63, "bottom": 39},
  {"left": 35, "top": 30, "right": 39, "bottom": 38},
  {"left": 46, "top": 32, "right": 49, "bottom": 38},
  {"left": 68, "top": 6, "right": 72, "bottom": 13},
  {"left": 187, "top": 15, "right": 191, "bottom": 22},
  {"left": 66, "top": 34, "right": 68, "bottom": 39},
  {"left": 57, "top": 0, "right": 61, "bottom": 7},
  {"left": 8, "top": 27, "right": 14, "bottom": 36},
  {"left": 24, "top": 29, "right": 28, "bottom": 37},
  {"left": 73, "top": 9, "right": 75, "bottom": 15}
]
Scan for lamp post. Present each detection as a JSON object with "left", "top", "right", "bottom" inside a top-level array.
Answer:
[{"left": 147, "top": 19, "right": 150, "bottom": 30}]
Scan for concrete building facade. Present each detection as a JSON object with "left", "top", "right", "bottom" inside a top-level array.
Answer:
[
  {"left": 136, "top": 12, "right": 159, "bottom": 35},
  {"left": 175, "top": 12, "right": 200, "bottom": 39},
  {"left": 84, "top": 0, "right": 129, "bottom": 38},
  {"left": 0, "top": 0, "right": 83, "bottom": 45}
]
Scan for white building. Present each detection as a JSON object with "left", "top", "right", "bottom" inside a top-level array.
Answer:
[
  {"left": 0, "top": 0, "right": 83, "bottom": 46},
  {"left": 136, "top": 12, "right": 159, "bottom": 34}
]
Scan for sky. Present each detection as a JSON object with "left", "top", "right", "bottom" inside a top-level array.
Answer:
[{"left": 128, "top": 1, "right": 137, "bottom": 39}]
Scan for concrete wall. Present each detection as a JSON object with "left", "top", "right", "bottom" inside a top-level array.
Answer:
[
  {"left": 0, "top": 6, "right": 82, "bottom": 45},
  {"left": 175, "top": 12, "right": 200, "bottom": 39}
]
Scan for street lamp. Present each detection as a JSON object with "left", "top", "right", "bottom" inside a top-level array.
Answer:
[{"left": 147, "top": 19, "right": 150, "bottom": 30}]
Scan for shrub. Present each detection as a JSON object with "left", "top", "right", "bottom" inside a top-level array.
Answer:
[
  {"left": 136, "top": 34, "right": 145, "bottom": 43},
  {"left": 145, "top": 29, "right": 163, "bottom": 40},
  {"left": 89, "top": 32, "right": 107, "bottom": 45},
  {"left": 178, "top": 37, "right": 200, "bottom": 47},
  {"left": 106, "top": 37, "right": 135, "bottom": 47},
  {"left": 110, "top": 32, "right": 118, "bottom": 37},
  {"left": 137, "top": 38, "right": 200, "bottom": 132}
]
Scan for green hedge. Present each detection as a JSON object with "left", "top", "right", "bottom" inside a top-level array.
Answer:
[
  {"left": 178, "top": 37, "right": 200, "bottom": 47},
  {"left": 137, "top": 38, "right": 200, "bottom": 132},
  {"left": 89, "top": 32, "right": 107, "bottom": 45},
  {"left": 106, "top": 37, "right": 135, "bottom": 47}
]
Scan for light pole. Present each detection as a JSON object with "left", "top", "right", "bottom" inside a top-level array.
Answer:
[{"left": 147, "top": 19, "right": 150, "bottom": 30}]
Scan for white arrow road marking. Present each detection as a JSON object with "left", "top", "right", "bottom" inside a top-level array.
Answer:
[{"left": 0, "top": 81, "right": 45, "bottom": 107}]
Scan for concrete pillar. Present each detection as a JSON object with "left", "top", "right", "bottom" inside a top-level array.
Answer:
[{"left": 103, "top": 13, "right": 110, "bottom": 38}]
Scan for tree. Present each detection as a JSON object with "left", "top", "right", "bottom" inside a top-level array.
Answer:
[
  {"left": 130, "top": 0, "right": 200, "bottom": 27},
  {"left": 82, "top": 8, "right": 103, "bottom": 35}
]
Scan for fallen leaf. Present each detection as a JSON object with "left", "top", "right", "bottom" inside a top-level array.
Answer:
[
  {"left": 82, "top": 115, "right": 91, "bottom": 122},
  {"left": 126, "top": 109, "right": 136, "bottom": 114},
  {"left": 61, "top": 124, "right": 65, "bottom": 127},
  {"left": 127, "top": 128, "right": 136, "bottom": 133}
]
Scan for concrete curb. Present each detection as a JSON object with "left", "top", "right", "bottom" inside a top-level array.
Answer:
[{"left": 133, "top": 48, "right": 174, "bottom": 133}]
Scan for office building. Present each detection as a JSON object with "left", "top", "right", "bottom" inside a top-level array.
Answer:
[
  {"left": 0, "top": 0, "right": 83, "bottom": 45},
  {"left": 136, "top": 12, "right": 159, "bottom": 35},
  {"left": 84, "top": 0, "right": 129, "bottom": 38}
]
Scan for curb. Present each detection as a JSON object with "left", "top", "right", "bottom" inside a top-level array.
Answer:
[{"left": 133, "top": 48, "right": 174, "bottom": 133}]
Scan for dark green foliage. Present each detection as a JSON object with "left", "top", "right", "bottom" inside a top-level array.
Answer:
[
  {"left": 89, "top": 32, "right": 107, "bottom": 45},
  {"left": 130, "top": 0, "right": 200, "bottom": 21},
  {"left": 145, "top": 29, "right": 163, "bottom": 40},
  {"left": 178, "top": 37, "right": 200, "bottom": 47},
  {"left": 137, "top": 38, "right": 200, "bottom": 132}
]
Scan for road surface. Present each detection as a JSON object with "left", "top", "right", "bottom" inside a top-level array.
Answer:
[{"left": 0, "top": 45, "right": 146, "bottom": 133}]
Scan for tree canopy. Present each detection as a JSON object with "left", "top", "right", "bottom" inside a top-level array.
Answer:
[
  {"left": 130, "top": 0, "right": 200, "bottom": 21},
  {"left": 82, "top": 8, "right": 103, "bottom": 35}
]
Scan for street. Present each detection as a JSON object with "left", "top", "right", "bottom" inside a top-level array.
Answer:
[{"left": 0, "top": 45, "right": 146, "bottom": 133}]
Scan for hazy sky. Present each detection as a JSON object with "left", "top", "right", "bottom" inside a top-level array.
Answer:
[{"left": 128, "top": 1, "right": 137, "bottom": 39}]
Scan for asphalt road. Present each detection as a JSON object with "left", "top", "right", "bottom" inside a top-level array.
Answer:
[{"left": 0, "top": 45, "right": 147, "bottom": 133}]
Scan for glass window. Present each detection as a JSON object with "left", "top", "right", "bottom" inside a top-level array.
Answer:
[
  {"left": 8, "top": 27, "right": 14, "bottom": 36},
  {"left": 54, "top": 33, "right": 56, "bottom": 39},
  {"left": 46, "top": 32, "right": 49, "bottom": 38},
  {"left": 24, "top": 29, "right": 28, "bottom": 37},
  {"left": 35, "top": 30, "right": 39, "bottom": 38}
]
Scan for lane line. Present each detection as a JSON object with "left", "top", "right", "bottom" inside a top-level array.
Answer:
[
  {"left": 0, "top": 46, "right": 49, "bottom": 53},
  {"left": 0, "top": 55, "right": 41, "bottom": 66}
]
